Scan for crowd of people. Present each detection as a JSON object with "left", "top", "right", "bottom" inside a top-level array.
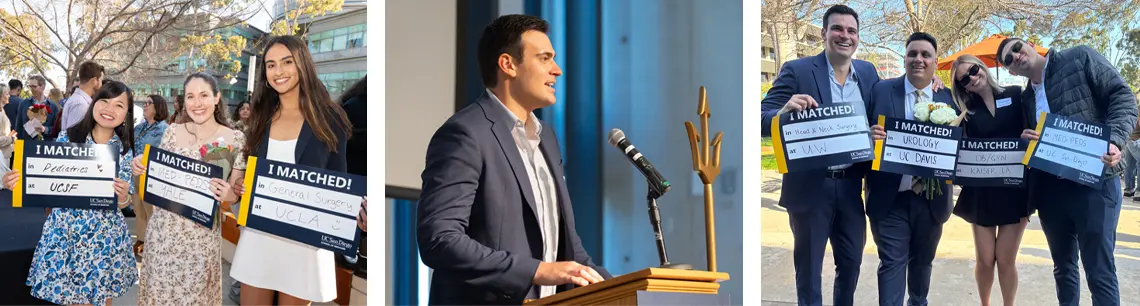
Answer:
[
  {"left": 0, "top": 34, "right": 368, "bottom": 306},
  {"left": 761, "top": 5, "right": 1136, "bottom": 306}
]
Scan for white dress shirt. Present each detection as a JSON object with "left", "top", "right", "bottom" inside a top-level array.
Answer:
[
  {"left": 487, "top": 89, "right": 561, "bottom": 298},
  {"left": 899, "top": 78, "right": 934, "bottom": 192}
]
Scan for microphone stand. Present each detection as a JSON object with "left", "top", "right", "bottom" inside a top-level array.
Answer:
[{"left": 647, "top": 184, "right": 691, "bottom": 270}]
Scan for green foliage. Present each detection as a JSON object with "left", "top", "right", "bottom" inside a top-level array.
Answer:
[{"left": 272, "top": 0, "right": 344, "bottom": 38}]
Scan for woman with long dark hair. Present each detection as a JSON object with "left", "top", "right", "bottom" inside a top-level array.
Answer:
[
  {"left": 130, "top": 94, "right": 171, "bottom": 256},
  {"left": 4, "top": 81, "right": 137, "bottom": 305},
  {"left": 229, "top": 35, "right": 359, "bottom": 305},
  {"left": 132, "top": 72, "right": 245, "bottom": 305},
  {"left": 231, "top": 99, "right": 251, "bottom": 132}
]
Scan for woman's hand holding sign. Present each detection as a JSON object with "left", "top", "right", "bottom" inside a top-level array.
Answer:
[
  {"left": 1020, "top": 129, "right": 1039, "bottom": 140},
  {"left": 357, "top": 197, "right": 367, "bottom": 232},
  {"left": 209, "top": 178, "right": 232, "bottom": 203},
  {"left": 131, "top": 155, "right": 145, "bottom": 176},
  {"left": 113, "top": 178, "right": 130, "bottom": 208}
]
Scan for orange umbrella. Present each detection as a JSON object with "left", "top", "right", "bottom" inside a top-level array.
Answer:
[{"left": 937, "top": 34, "right": 1048, "bottom": 70}]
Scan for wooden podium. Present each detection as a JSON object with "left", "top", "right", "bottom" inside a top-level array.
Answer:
[{"left": 523, "top": 268, "right": 730, "bottom": 305}]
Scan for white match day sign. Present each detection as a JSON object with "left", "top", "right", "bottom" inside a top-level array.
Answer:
[
  {"left": 8, "top": 140, "right": 120, "bottom": 209},
  {"left": 238, "top": 157, "right": 366, "bottom": 255},
  {"left": 1022, "top": 113, "right": 1111, "bottom": 188},
  {"left": 953, "top": 138, "right": 1028, "bottom": 187},
  {"left": 770, "top": 104, "right": 875, "bottom": 173},
  {"left": 872, "top": 115, "right": 963, "bottom": 180},
  {"left": 138, "top": 145, "right": 225, "bottom": 228}
]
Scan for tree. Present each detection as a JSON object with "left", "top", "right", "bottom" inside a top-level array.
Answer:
[
  {"left": 761, "top": 0, "right": 831, "bottom": 75},
  {"left": 0, "top": 8, "right": 49, "bottom": 80},
  {"left": 853, "top": 0, "right": 1139, "bottom": 61},
  {"left": 271, "top": 0, "right": 343, "bottom": 38},
  {"left": 0, "top": 0, "right": 262, "bottom": 89},
  {"left": 1116, "top": 27, "right": 1140, "bottom": 90}
]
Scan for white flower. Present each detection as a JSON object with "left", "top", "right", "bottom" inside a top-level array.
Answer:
[
  {"left": 930, "top": 107, "right": 958, "bottom": 125},
  {"left": 914, "top": 101, "right": 932, "bottom": 122}
]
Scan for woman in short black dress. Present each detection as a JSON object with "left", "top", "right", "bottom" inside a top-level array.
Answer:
[{"left": 950, "top": 54, "right": 1031, "bottom": 306}]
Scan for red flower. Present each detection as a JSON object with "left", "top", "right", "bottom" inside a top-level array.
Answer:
[{"left": 199, "top": 146, "right": 208, "bottom": 157}]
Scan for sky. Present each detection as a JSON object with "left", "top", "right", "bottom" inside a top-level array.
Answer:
[{"left": 0, "top": 0, "right": 275, "bottom": 90}]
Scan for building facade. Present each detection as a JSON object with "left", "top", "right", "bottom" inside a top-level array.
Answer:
[
  {"left": 761, "top": 21, "right": 823, "bottom": 83},
  {"left": 275, "top": 0, "right": 368, "bottom": 100}
]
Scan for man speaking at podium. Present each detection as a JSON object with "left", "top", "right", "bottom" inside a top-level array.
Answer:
[{"left": 417, "top": 14, "right": 611, "bottom": 305}]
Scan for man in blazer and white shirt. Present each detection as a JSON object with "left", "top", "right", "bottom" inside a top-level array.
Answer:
[{"left": 417, "top": 14, "right": 610, "bottom": 305}]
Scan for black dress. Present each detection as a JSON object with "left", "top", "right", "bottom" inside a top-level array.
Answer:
[{"left": 953, "top": 86, "right": 1032, "bottom": 227}]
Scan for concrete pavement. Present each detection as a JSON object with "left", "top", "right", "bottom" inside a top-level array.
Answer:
[{"left": 760, "top": 170, "right": 1140, "bottom": 305}]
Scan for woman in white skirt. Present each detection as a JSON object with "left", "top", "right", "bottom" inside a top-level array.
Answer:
[{"left": 231, "top": 35, "right": 361, "bottom": 305}]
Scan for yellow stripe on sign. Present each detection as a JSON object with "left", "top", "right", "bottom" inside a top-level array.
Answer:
[
  {"left": 1022, "top": 112, "right": 1048, "bottom": 165},
  {"left": 237, "top": 156, "right": 258, "bottom": 226},
  {"left": 138, "top": 144, "right": 151, "bottom": 201},
  {"left": 872, "top": 115, "right": 886, "bottom": 171},
  {"left": 12, "top": 140, "right": 23, "bottom": 208},
  {"left": 771, "top": 116, "right": 789, "bottom": 174}
]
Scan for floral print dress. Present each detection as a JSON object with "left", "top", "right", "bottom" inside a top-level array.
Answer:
[
  {"left": 25, "top": 131, "right": 138, "bottom": 306},
  {"left": 137, "top": 123, "right": 245, "bottom": 305}
]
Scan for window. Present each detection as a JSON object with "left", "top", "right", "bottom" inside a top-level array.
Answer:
[{"left": 307, "top": 23, "right": 367, "bottom": 54}]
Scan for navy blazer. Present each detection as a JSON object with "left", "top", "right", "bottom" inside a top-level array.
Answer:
[
  {"left": 255, "top": 119, "right": 348, "bottom": 172},
  {"left": 760, "top": 52, "right": 880, "bottom": 213},
  {"left": 417, "top": 93, "right": 611, "bottom": 305},
  {"left": 864, "top": 77, "right": 957, "bottom": 223}
]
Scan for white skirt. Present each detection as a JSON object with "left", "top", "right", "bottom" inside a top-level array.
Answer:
[{"left": 229, "top": 228, "right": 338, "bottom": 302}]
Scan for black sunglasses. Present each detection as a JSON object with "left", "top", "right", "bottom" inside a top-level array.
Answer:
[
  {"left": 956, "top": 64, "right": 981, "bottom": 87},
  {"left": 1002, "top": 41, "right": 1024, "bottom": 66}
]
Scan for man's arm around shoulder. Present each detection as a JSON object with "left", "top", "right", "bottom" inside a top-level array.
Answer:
[{"left": 416, "top": 121, "right": 542, "bottom": 298}]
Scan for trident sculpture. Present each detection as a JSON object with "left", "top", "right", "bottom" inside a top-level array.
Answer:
[{"left": 684, "top": 86, "right": 723, "bottom": 272}]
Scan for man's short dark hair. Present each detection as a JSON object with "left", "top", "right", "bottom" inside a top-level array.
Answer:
[
  {"left": 477, "top": 14, "right": 550, "bottom": 87},
  {"left": 822, "top": 5, "right": 860, "bottom": 29},
  {"left": 8, "top": 79, "right": 22, "bottom": 90},
  {"left": 77, "top": 61, "right": 104, "bottom": 84},
  {"left": 995, "top": 38, "right": 1021, "bottom": 67},
  {"left": 906, "top": 32, "right": 938, "bottom": 51},
  {"left": 27, "top": 75, "right": 45, "bottom": 86}
]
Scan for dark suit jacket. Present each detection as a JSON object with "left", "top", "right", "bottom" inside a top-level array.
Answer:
[
  {"left": 865, "top": 77, "right": 957, "bottom": 223},
  {"left": 14, "top": 97, "right": 59, "bottom": 140},
  {"left": 255, "top": 118, "right": 348, "bottom": 173},
  {"left": 417, "top": 93, "right": 611, "bottom": 305},
  {"left": 760, "top": 52, "right": 880, "bottom": 213}
]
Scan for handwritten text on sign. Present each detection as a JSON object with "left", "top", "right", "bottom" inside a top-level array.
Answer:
[
  {"left": 872, "top": 116, "right": 962, "bottom": 180},
  {"left": 770, "top": 105, "right": 874, "bottom": 173},
  {"left": 1023, "top": 113, "right": 1110, "bottom": 188},
  {"left": 140, "top": 145, "right": 223, "bottom": 228},
  {"left": 239, "top": 157, "right": 366, "bottom": 255},
  {"left": 953, "top": 139, "right": 1027, "bottom": 187},
  {"left": 8, "top": 140, "right": 120, "bottom": 209}
]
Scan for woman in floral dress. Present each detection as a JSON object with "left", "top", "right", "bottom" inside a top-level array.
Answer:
[
  {"left": 2, "top": 81, "right": 138, "bottom": 306},
  {"left": 132, "top": 72, "right": 245, "bottom": 305}
]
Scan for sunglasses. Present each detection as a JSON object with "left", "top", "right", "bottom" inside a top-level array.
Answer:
[
  {"left": 1002, "top": 41, "right": 1024, "bottom": 66},
  {"left": 956, "top": 64, "right": 981, "bottom": 87}
]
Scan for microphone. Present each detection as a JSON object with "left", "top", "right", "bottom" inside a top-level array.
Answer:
[{"left": 607, "top": 128, "right": 671, "bottom": 198}]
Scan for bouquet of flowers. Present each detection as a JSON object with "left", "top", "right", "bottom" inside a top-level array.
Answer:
[
  {"left": 911, "top": 98, "right": 967, "bottom": 200},
  {"left": 201, "top": 137, "right": 236, "bottom": 225},
  {"left": 26, "top": 104, "right": 51, "bottom": 140}
]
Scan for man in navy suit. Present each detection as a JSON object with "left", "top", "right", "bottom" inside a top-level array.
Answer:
[
  {"left": 417, "top": 14, "right": 610, "bottom": 305},
  {"left": 759, "top": 5, "right": 880, "bottom": 306},
  {"left": 866, "top": 32, "right": 957, "bottom": 306}
]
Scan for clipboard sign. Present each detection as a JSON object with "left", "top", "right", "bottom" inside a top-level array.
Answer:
[
  {"left": 238, "top": 157, "right": 366, "bottom": 255},
  {"left": 953, "top": 138, "right": 1028, "bottom": 187},
  {"left": 769, "top": 104, "right": 874, "bottom": 173},
  {"left": 1021, "top": 112, "right": 1110, "bottom": 188},
  {"left": 8, "top": 140, "right": 120, "bottom": 209},
  {"left": 138, "top": 144, "right": 224, "bottom": 228},
  {"left": 871, "top": 115, "right": 963, "bottom": 180}
]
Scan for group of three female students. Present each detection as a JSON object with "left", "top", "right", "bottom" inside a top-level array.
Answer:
[{"left": 1, "top": 35, "right": 366, "bottom": 306}]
